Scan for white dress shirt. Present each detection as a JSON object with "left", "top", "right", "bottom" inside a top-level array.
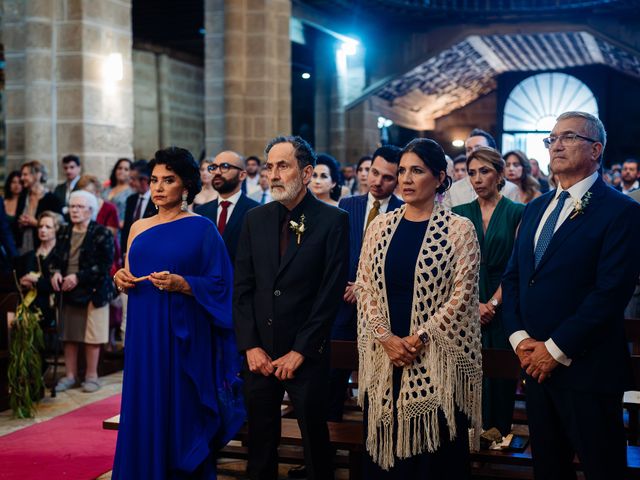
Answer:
[
  {"left": 509, "top": 171, "right": 599, "bottom": 366},
  {"left": 249, "top": 188, "right": 272, "bottom": 204},
  {"left": 622, "top": 181, "right": 639, "bottom": 195},
  {"left": 244, "top": 175, "right": 261, "bottom": 196},
  {"left": 443, "top": 176, "right": 521, "bottom": 209},
  {"left": 363, "top": 193, "right": 392, "bottom": 233},
  {"left": 216, "top": 189, "right": 243, "bottom": 224}
]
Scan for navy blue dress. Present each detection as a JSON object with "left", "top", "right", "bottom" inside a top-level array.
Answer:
[
  {"left": 364, "top": 218, "right": 470, "bottom": 479},
  {"left": 112, "top": 216, "right": 245, "bottom": 479}
]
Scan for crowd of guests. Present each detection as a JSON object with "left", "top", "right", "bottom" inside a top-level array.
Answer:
[{"left": 3, "top": 110, "right": 640, "bottom": 479}]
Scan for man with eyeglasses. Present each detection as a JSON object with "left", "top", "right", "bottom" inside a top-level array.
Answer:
[
  {"left": 503, "top": 111, "right": 640, "bottom": 479},
  {"left": 195, "top": 151, "right": 259, "bottom": 264}
]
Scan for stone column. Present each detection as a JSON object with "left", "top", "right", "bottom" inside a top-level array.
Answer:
[
  {"left": 204, "top": 0, "right": 291, "bottom": 158},
  {"left": 346, "top": 99, "right": 380, "bottom": 164},
  {"left": 2, "top": 0, "right": 133, "bottom": 182}
]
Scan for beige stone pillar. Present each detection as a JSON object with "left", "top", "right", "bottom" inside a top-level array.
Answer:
[
  {"left": 204, "top": 0, "right": 291, "bottom": 158},
  {"left": 2, "top": 0, "right": 133, "bottom": 182},
  {"left": 346, "top": 99, "right": 380, "bottom": 165}
]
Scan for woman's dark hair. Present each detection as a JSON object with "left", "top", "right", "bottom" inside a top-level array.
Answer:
[
  {"left": 148, "top": 147, "right": 202, "bottom": 204},
  {"left": 400, "top": 138, "right": 452, "bottom": 194},
  {"left": 356, "top": 155, "right": 372, "bottom": 171},
  {"left": 109, "top": 158, "right": 132, "bottom": 188},
  {"left": 4, "top": 171, "right": 22, "bottom": 199},
  {"left": 503, "top": 150, "right": 540, "bottom": 202},
  {"left": 467, "top": 146, "right": 506, "bottom": 191},
  {"left": 316, "top": 153, "right": 343, "bottom": 201}
]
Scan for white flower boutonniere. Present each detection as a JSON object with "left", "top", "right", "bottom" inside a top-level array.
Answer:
[
  {"left": 569, "top": 191, "right": 593, "bottom": 220},
  {"left": 289, "top": 214, "right": 306, "bottom": 245}
]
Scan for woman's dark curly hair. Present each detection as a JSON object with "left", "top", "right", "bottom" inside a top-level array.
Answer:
[
  {"left": 3, "top": 171, "right": 22, "bottom": 200},
  {"left": 400, "top": 138, "right": 452, "bottom": 194},
  {"left": 316, "top": 153, "right": 343, "bottom": 201},
  {"left": 148, "top": 147, "right": 202, "bottom": 204},
  {"left": 109, "top": 158, "right": 132, "bottom": 188}
]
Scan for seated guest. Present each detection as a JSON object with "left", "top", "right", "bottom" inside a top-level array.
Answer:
[
  {"left": 51, "top": 191, "right": 115, "bottom": 393},
  {"left": 504, "top": 150, "right": 541, "bottom": 203},
  {"left": 356, "top": 155, "right": 372, "bottom": 195},
  {"left": 53, "top": 154, "right": 82, "bottom": 213},
  {"left": 102, "top": 158, "right": 133, "bottom": 229},
  {"left": 452, "top": 146, "right": 524, "bottom": 436},
  {"left": 310, "top": 154, "right": 341, "bottom": 206},
  {"left": 195, "top": 151, "right": 259, "bottom": 265},
  {"left": 16, "top": 161, "right": 63, "bottom": 254},
  {"left": 248, "top": 166, "right": 272, "bottom": 204},
  {"left": 191, "top": 157, "right": 218, "bottom": 209},
  {"left": 529, "top": 158, "right": 550, "bottom": 193},
  {"left": 356, "top": 138, "right": 482, "bottom": 476}
]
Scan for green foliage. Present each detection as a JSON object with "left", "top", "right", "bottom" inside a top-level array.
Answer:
[{"left": 8, "top": 288, "right": 45, "bottom": 418}]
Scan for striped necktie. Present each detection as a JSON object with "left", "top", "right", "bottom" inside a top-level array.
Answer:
[{"left": 534, "top": 191, "right": 571, "bottom": 268}]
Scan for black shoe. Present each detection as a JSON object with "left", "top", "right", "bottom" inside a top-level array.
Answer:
[{"left": 287, "top": 465, "right": 307, "bottom": 478}]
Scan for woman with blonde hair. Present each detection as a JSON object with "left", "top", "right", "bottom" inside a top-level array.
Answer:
[{"left": 356, "top": 138, "right": 482, "bottom": 477}]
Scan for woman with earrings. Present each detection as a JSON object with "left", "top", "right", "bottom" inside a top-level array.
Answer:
[
  {"left": 112, "top": 147, "right": 244, "bottom": 479},
  {"left": 356, "top": 138, "right": 482, "bottom": 478},
  {"left": 453, "top": 146, "right": 524, "bottom": 437}
]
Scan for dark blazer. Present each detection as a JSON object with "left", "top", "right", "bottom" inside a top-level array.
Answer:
[
  {"left": 120, "top": 192, "right": 156, "bottom": 254},
  {"left": 195, "top": 193, "right": 259, "bottom": 265},
  {"left": 50, "top": 221, "right": 116, "bottom": 308},
  {"left": 233, "top": 191, "right": 349, "bottom": 360},
  {"left": 502, "top": 177, "right": 640, "bottom": 393},
  {"left": 53, "top": 182, "right": 69, "bottom": 207},
  {"left": 332, "top": 194, "right": 403, "bottom": 340}
]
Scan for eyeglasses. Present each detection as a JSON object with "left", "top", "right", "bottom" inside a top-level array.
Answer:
[
  {"left": 207, "top": 163, "right": 243, "bottom": 173},
  {"left": 542, "top": 133, "right": 599, "bottom": 149}
]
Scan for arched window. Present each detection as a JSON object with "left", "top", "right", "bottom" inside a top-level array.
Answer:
[{"left": 502, "top": 73, "right": 598, "bottom": 174}]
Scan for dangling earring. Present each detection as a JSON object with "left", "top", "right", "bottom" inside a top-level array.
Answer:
[
  {"left": 181, "top": 191, "right": 188, "bottom": 212},
  {"left": 154, "top": 203, "right": 158, "bottom": 211}
]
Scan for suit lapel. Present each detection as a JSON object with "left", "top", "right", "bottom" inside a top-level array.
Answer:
[
  {"left": 527, "top": 192, "right": 555, "bottom": 267},
  {"left": 223, "top": 196, "right": 245, "bottom": 239},
  {"left": 277, "top": 195, "right": 318, "bottom": 277},
  {"left": 353, "top": 195, "right": 367, "bottom": 250}
]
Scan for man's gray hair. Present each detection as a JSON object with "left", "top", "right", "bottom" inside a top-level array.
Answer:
[
  {"left": 69, "top": 190, "right": 98, "bottom": 221},
  {"left": 556, "top": 111, "right": 607, "bottom": 161}
]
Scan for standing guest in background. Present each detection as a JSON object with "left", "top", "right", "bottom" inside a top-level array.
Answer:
[
  {"left": 529, "top": 158, "right": 550, "bottom": 193},
  {"left": 242, "top": 155, "right": 262, "bottom": 196},
  {"left": 113, "top": 146, "right": 243, "bottom": 479},
  {"left": 453, "top": 154, "right": 468, "bottom": 181},
  {"left": 342, "top": 164, "right": 356, "bottom": 195},
  {"left": 4, "top": 171, "right": 23, "bottom": 226},
  {"left": 196, "top": 151, "right": 259, "bottom": 265},
  {"left": 121, "top": 160, "right": 156, "bottom": 258},
  {"left": 192, "top": 157, "right": 218, "bottom": 209},
  {"left": 452, "top": 146, "right": 524, "bottom": 436},
  {"left": 0, "top": 196, "right": 18, "bottom": 273},
  {"left": 248, "top": 166, "right": 272, "bottom": 204},
  {"left": 103, "top": 158, "right": 133, "bottom": 229},
  {"left": 234, "top": 135, "right": 348, "bottom": 480},
  {"left": 53, "top": 155, "right": 82, "bottom": 214},
  {"left": 310, "top": 154, "right": 341, "bottom": 207},
  {"left": 329, "top": 145, "right": 403, "bottom": 423},
  {"left": 51, "top": 191, "right": 115, "bottom": 393},
  {"left": 443, "top": 129, "right": 521, "bottom": 208},
  {"left": 356, "top": 155, "right": 373, "bottom": 195},
  {"left": 16, "top": 161, "right": 63, "bottom": 254},
  {"left": 503, "top": 112, "right": 640, "bottom": 479},
  {"left": 504, "top": 150, "right": 541, "bottom": 203},
  {"left": 618, "top": 158, "right": 640, "bottom": 195},
  {"left": 356, "top": 138, "right": 482, "bottom": 476}
]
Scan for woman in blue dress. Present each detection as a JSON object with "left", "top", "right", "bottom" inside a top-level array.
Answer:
[{"left": 112, "top": 147, "right": 244, "bottom": 479}]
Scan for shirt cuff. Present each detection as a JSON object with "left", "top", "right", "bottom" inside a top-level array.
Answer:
[
  {"left": 545, "top": 338, "right": 572, "bottom": 367},
  {"left": 508, "top": 330, "right": 531, "bottom": 353}
]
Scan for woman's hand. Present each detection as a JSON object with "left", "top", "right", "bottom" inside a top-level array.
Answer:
[
  {"left": 479, "top": 303, "right": 495, "bottom": 326},
  {"left": 19, "top": 273, "right": 39, "bottom": 289},
  {"left": 113, "top": 268, "right": 136, "bottom": 293},
  {"left": 61, "top": 274, "right": 78, "bottom": 291},
  {"left": 51, "top": 272, "right": 63, "bottom": 292},
  {"left": 380, "top": 335, "right": 419, "bottom": 367},
  {"left": 18, "top": 214, "right": 37, "bottom": 228},
  {"left": 149, "top": 271, "right": 191, "bottom": 294}
]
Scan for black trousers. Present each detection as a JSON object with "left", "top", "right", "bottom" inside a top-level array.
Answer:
[
  {"left": 525, "top": 377, "right": 626, "bottom": 480},
  {"left": 243, "top": 357, "right": 334, "bottom": 480}
]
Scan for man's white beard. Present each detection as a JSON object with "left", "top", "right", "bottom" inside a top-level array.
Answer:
[{"left": 270, "top": 174, "right": 304, "bottom": 203}]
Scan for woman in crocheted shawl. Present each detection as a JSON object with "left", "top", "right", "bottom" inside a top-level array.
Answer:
[{"left": 355, "top": 138, "right": 483, "bottom": 477}]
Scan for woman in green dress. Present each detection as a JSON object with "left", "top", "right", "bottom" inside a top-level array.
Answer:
[{"left": 452, "top": 146, "right": 524, "bottom": 436}]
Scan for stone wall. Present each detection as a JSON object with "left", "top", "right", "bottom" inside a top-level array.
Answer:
[{"left": 132, "top": 47, "right": 205, "bottom": 160}]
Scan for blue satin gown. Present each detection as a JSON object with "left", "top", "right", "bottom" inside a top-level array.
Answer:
[{"left": 112, "top": 216, "right": 245, "bottom": 479}]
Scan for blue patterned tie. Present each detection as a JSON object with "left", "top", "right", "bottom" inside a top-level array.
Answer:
[{"left": 534, "top": 191, "right": 571, "bottom": 268}]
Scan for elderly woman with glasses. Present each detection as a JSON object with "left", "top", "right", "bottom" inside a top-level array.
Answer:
[{"left": 50, "top": 190, "right": 115, "bottom": 393}]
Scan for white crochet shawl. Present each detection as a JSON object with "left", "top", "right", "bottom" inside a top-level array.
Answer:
[{"left": 355, "top": 204, "right": 483, "bottom": 470}]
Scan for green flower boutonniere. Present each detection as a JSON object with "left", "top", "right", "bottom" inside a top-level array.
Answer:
[
  {"left": 289, "top": 214, "right": 306, "bottom": 245},
  {"left": 569, "top": 191, "right": 592, "bottom": 220}
]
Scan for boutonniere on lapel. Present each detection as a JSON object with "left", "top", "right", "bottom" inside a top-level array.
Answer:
[
  {"left": 289, "top": 214, "right": 306, "bottom": 245},
  {"left": 569, "top": 191, "right": 593, "bottom": 220}
]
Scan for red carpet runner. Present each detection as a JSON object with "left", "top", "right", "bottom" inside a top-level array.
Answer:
[{"left": 0, "top": 394, "right": 121, "bottom": 480}]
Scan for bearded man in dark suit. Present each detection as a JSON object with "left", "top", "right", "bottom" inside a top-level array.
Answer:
[{"left": 234, "top": 136, "right": 348, "bottom": 480}]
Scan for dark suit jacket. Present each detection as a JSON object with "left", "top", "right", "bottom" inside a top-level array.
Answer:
[
  {"left": 332, "top": 194, "right": 403, "bottom": 340},
  {"left": 53, "top": 182, "right": 68, "bottom": 206},
  {"left": 233, "top": 191, "right": 349, "bottom": 360},
  {"left": 502, "top": 177, "right": 640, "bottom": 393},
  {"left": 195, "top": 193, "right": 259, "bottom": 265},
  {"left": 121, "top": 192, "right": 157, "bottom": 254}
]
